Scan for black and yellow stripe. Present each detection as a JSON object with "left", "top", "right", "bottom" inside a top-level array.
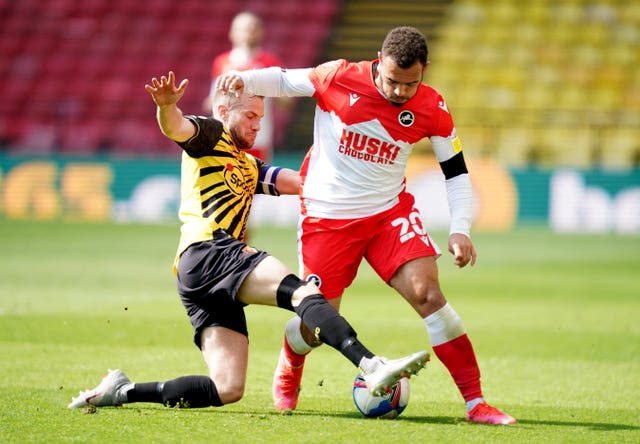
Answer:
[{"left": 172, "top": 116, "right": 264, "bottom": 273}]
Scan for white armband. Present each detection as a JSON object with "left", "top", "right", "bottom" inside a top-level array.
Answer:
[
  {"left": 240, "top": 67, "right": 314, "bottom": 97},
  {"left": 445, "top": 173, "right": 473, "bottom": 237},
  {"left": 258, "top": 166, "right": 282, "bottom": 196}
]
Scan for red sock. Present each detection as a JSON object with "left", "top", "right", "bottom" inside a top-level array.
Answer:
[
  {"left": 283, "top": 336, "right": 308, "bottom": 367},
  {"left": 432, "top": 334, "right": 483, "bottom": 402}
]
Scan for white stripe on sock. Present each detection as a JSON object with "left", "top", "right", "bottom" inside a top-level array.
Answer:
[
  {"left": 285, "top": 316, "right": 314, "bottom": 355},
  {"left": 423, "top": 303, "right": 465, "bottom": 347}
]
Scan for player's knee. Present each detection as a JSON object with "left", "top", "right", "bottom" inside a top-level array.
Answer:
[
  {"left": 217, "top": 381, "right": 245, "bottom": 405},
  {"left": 425, "top": 287, "right": 446, "bottom": 305},
  {"left": 277, "top": 274, "right": 316, "bottom": 311},
  {"left": 403, "top": 284, "right": 446, "bottom": 316},
  {"left": 224, "top": 387, "right": 244, "bottom": 404},
  {"left": 403, "top": 276, "right": 444, "bottom": 303}
]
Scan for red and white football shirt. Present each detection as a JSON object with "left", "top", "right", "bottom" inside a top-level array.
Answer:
[{"left": 299, "top": 59, "right": 457, "bottom": 218}]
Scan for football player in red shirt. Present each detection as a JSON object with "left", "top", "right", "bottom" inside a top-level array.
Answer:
[
  {"left": 205, "top": 12, "right": 284, "bottom": 163},
  {"left": 217, "top": 26, "right": 516, "bottom": 425}
]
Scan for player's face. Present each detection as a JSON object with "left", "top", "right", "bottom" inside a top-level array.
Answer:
[
  {"left": 375, "top": 55, "right": 427, "bottom": 105},
  {"left": 227, "top": 95, "right": 264, "bottom": 150},
  {"left": 231, "top": 16, "right": 263, "bottom": 49}
]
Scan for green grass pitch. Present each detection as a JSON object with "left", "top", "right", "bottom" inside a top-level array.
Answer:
[{"left": 0, "top": 219, "right": 638, "bottom": 443}]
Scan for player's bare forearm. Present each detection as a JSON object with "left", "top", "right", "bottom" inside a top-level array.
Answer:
[
  {"left": 156, "top": 105, "right": 194, "bottom": 142},
  {"left": 275, "top": 168, "right": 300, "bottom": 195},
  {"left": 448, "top": 233, "right": 477, "bottom": 268},
  {"left": 145, "top": 71, "right": 194, "bottom": 142}
]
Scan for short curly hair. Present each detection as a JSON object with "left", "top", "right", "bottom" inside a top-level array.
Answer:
[{"left": 380, "top": 26, "right": 428, "bottom": 68}]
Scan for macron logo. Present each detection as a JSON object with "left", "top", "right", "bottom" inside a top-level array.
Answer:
[
  {"left": 349, "top": 93, "right": 360, "bottom": 106},
  {"left": 438, "top": 100, "right": 449, "bottom": 114}
]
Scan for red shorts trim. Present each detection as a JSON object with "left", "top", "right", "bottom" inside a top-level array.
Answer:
[{"left": 300, "top": 192, "right": 441, "bottom": 299}]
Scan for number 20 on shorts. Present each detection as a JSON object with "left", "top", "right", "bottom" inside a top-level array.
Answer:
[{"left": 391, "top": 211, "right": 427, "bottom": 244}]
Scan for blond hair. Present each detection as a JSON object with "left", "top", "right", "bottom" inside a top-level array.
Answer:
[{"left": 211, "top": 88, "right": 264, "bottom": 120}]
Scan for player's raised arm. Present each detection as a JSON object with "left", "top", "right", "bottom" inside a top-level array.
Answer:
[
  {"left": 217, "top": 67, "right": 315, "bottom": 98},
  {"left": 144, "top": 71, "right": 195, "bottom": 143}
]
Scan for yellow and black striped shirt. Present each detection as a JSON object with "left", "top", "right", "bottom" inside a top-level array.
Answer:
[{"left": 173, "top": 116, "right": 282, "bottom": 274}]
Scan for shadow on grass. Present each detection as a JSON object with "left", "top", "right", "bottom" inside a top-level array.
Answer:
[
  {"left": 119, "top": 406, "right": 640, "bottom": 431},
  {"left": 513, "top": 418, "right": 640, "bottom": 432}
]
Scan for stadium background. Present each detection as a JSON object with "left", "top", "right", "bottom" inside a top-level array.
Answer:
[{"left": 0, "top": 0, "right": 639, "bottom": 233}]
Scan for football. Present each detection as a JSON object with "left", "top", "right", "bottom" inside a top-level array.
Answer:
[{"left": 352, "top": 373, "right": 410, "bottom": 419}]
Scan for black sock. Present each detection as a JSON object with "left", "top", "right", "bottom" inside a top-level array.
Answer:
[
  {"left": 127, "top": 376, "right": 222, "bottom": 407},
  {"left": 127, "top": 381, "right": 163, "bottom": 403},
  {"left": 340, "top": 338, "right": 375, "bottom": 368},
  {"left": 294, "top": 294, "right": 374, "bottom": 367}
]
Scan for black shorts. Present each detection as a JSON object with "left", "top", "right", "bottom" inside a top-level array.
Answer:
[{"left": 176, "top": 230, "right": 269, "bottom": 349}]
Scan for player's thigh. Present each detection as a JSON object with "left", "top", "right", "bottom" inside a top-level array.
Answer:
[
  {"left": 201, "top": 326, "right": 249, "bottom": 391},
  {"left": 300, "top": 218, "right": 367, "bottom": 299},
  {"left": 366, "top": 199, "right": 440, "bottom": 284},
  {"left": 390, "top": 256, "right": 446, "bottom": 316},
  {"left": 237, "top": 255, "right": 291, "bottom": 306}
]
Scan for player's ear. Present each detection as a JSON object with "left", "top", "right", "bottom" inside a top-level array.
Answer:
[
  {"left": 422, "top": 61, "right": 430, "bottom": 76},
  {"left": 217, "top": 104, "right": 228, "bottom": 122}
]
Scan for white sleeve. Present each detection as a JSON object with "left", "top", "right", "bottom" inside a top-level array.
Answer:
[
  {"left": 445, "top": 173, "right": 473, "bottom": 237},
  {"left": 240, "top": 67, "right": 315, "bottom": 97},
  {"left": 430, "top": 134, "right": 461, "bottom": 163}
]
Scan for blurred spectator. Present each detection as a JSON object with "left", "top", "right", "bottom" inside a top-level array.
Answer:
[{"left": 203, "top": 12, "right": 289, "bottom": 162}]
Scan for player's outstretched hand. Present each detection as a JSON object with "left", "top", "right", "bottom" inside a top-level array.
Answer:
[
  {"left": 145, "top": 71, "right": 189, "bottom": 107},
  {"left": 448, "top": 233, "right": 477, "bottom": 268},
  {"left": 215, "top": 70, "right": 245, "bottom": 97}
]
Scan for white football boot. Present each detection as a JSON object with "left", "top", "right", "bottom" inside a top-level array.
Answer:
[
  {"left": 68, "top": 369, "right": 132, "bottom": 408},
  {"left": 362, "top": 351, "right": 429, "bottom": 397}
]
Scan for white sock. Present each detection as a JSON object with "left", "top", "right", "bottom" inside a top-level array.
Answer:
[
  {"left": 285, "top": 317, "right": 314, "bottom": 355},
  {"left": 466, "top": 397, "right": 485, "bottom": 411},
  {"left": 119, "top": 382, "right": 134, "bottom": 403},
  {"left": 357, "top": 355, "right": 380, "bottom": 374},
  {"left": 423, "top": 302, "right": 465, "bottom": 347}
]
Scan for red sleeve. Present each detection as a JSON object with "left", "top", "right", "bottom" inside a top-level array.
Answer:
[
  {"left": 432, "top": 93, "right": 455, "bottom": 138},
  {"left": 308, "top": 59, "right": 348, "bottom": 98},
  {"left": 211, "top": 53, "right": 230, "bottom": 80},
  {"left": 262, "top": 52, "right": 282, "bottom": 68}
]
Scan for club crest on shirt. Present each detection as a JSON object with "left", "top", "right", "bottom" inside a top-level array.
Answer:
[{"left": 398, "top": 110, "right": 414, "bottom": 127}]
